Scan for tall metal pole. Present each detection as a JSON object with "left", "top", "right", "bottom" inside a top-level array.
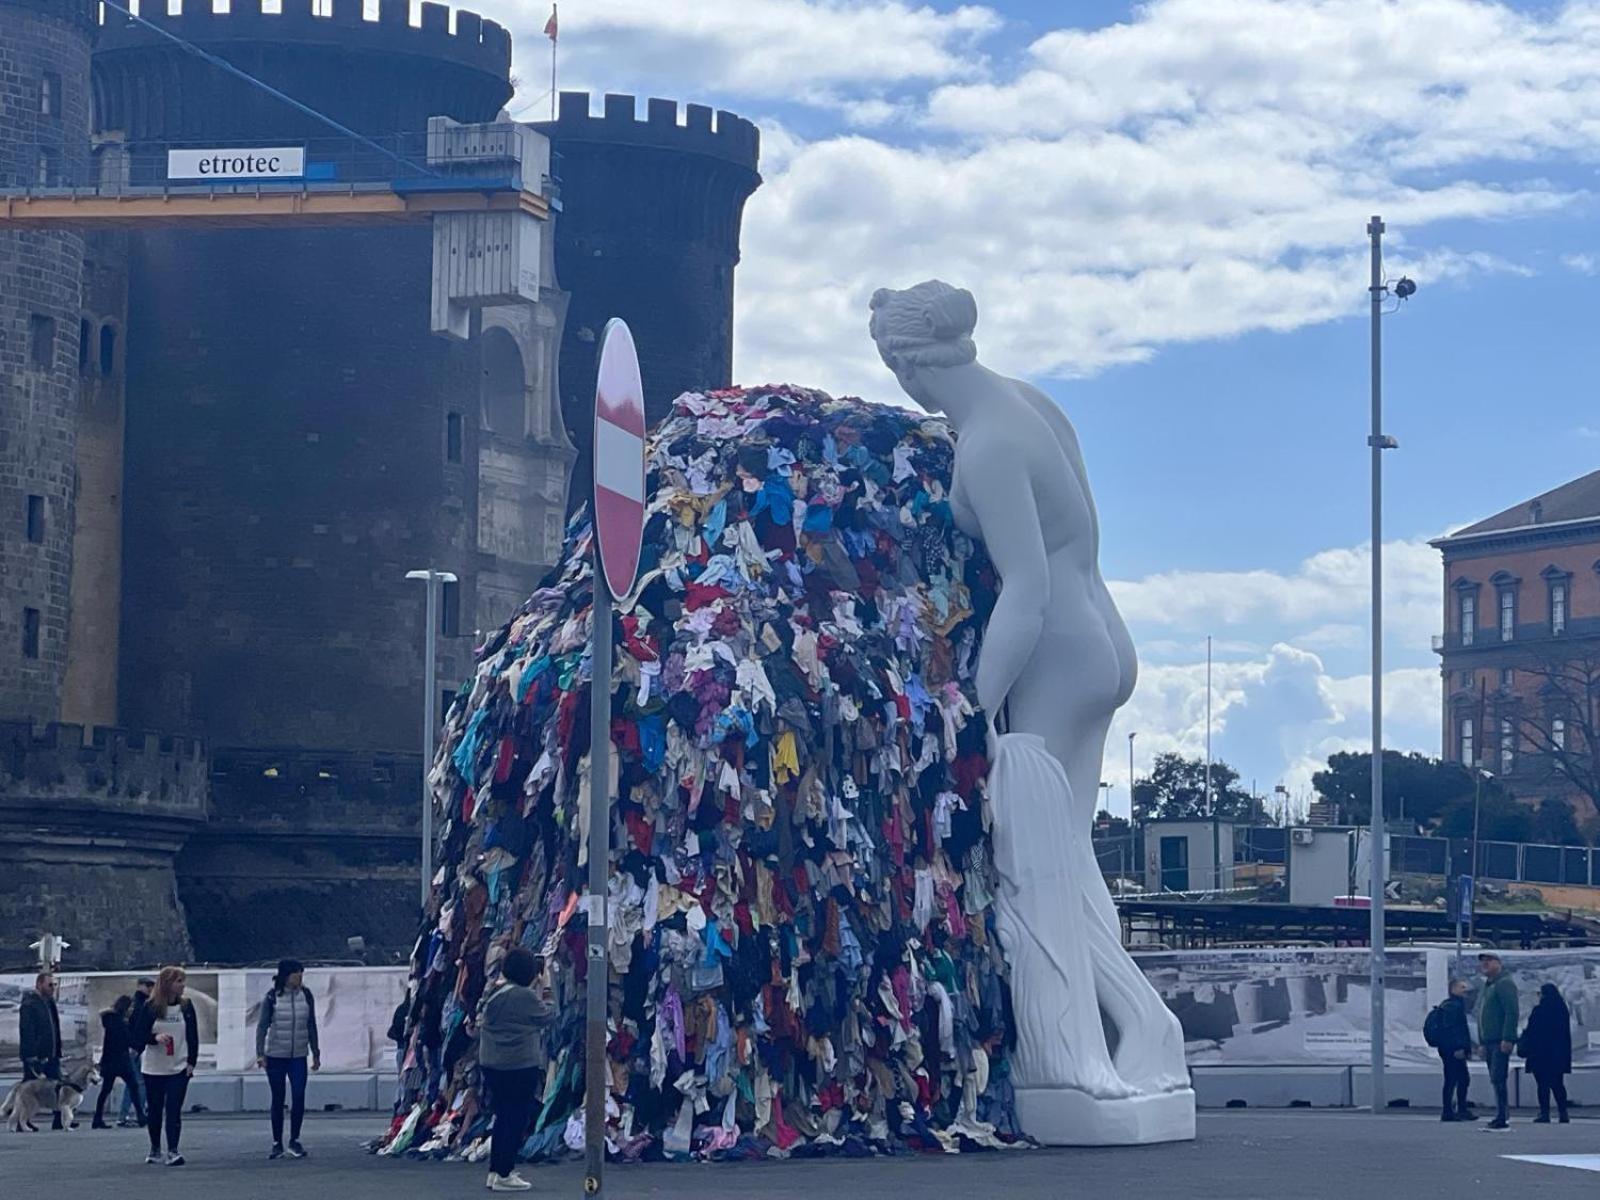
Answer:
[
  {"left": 1367, "top": 214, "right": 1388, "bottom": 1113},
  {"left": 585, "top": 561, "right": 613, "bottom": 1198},
  {"left": 1207, "top": 636, "right": 1218, "bottom": 891},
  {"left": 423, "top": 575, "right": 438, "bottom": 912},
  {"left": 1129, "top": 732, "right": 1139, "bottom": 887}
]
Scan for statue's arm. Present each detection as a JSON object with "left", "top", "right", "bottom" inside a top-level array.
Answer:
[{"left": 959, "top": 428, "right": 1049, "bottom": 718}]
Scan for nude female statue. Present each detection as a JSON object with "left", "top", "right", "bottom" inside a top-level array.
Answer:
[{"left": 870, "top": 282, "right": 1193, "bottom": 1143}]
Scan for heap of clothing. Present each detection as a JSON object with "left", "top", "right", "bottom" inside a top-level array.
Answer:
[{"left": 377, "top": 384, "right": 1025, "bottom": 1165}]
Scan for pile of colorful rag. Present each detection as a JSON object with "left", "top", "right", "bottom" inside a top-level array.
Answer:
[{"left": 375, "top": 384, "right": 1025, "bottom": 1165}]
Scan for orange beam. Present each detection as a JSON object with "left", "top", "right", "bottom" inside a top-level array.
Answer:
[{"left": 0, "top": 188, "right": 550, "bottom": 229}]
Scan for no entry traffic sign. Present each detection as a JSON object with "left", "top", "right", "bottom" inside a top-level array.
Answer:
[{"left": 593, "top": 318, "right": 645, "bottom": 601}]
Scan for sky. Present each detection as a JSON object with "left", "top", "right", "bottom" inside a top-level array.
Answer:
[{"left": 470, "top": 0, "right": 1600, "bottom": 814}]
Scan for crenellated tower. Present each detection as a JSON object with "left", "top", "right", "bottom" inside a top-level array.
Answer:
[{"left": 533, "top": 92, "right": 761, "bottom": 504}]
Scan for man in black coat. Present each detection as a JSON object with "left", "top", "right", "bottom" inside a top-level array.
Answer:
[
  {"left": 119, "top": 976, "right": 154, "bottom": 1127},
  {"left": 18, "top": 972, "right": 64, "bottom": 1129},
  {"left": 1434, "top": 978, "right": 1475, "bottom": 1122}
]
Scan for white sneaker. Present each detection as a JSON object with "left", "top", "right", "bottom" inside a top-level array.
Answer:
[
  {"left": 145, "top": 1153, "right": 162, "bottom": 1165},
  {"left": 165, "top": 1152, "right": 186, "bottom": 1166},
  {"left": 487, "top": 1173, "right": 533, "bottom": 1192}
]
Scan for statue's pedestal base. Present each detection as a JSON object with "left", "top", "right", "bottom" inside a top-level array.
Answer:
[{"left": 1017, "top": 1087, "right": 1196, "bottom": 1146}]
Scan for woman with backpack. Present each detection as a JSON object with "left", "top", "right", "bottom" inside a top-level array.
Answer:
[
  {"left": 1425, "top": 978, "right": 1475, "bottom": 1121},
  {"left": 255, "top": 958, "right": 322, "bottom": 1159},
  {"left": 131, "top": 965, "right": 199, "bottom": 1165},
  {"left": 1519, "top": 982, "right": 1572, "bottom": 1123}
]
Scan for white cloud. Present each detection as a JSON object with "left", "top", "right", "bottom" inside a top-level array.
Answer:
[
  {"left": 731, "top": 0, "right": 1594, "bottom": 394},
  {"left": 1562, "top": 252, "right": 1600, "bottom": 275},
  {"left": 478, "top": 0, "right": 1001, "bottom": 114}
]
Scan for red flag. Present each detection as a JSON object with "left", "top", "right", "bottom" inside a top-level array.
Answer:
[{"left": 544, "top": 5, "right": 558, "bottom": 40}]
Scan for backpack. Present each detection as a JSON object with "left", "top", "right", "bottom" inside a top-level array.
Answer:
[{"left": 1423, "top": 1003, "right": 1446, "bottom": 1048}]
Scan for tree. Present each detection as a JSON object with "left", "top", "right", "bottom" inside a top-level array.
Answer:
[
  {"left": 1136, "top": 752, "right": 1266, "bottom": 823},
  {"left": 1503, "top": 643, "right": 1600, "bottom": 820},
  {"left": 1530, "top": 796, "right": 1585, "bottom": 847},
  {"left": 1436, "top": 791, "right": 1532, "bottom": 843},
  {"left": 1311, "top": 750, "right": 1483, "bottom": 830}
]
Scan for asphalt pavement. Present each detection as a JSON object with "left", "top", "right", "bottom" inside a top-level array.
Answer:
[{"left": 1, "top": 1110, "right": 1597, "bottom": 1198}]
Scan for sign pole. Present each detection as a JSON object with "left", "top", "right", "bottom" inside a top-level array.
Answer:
[
  {"left": 582, "top": 318, "right": 645, "bottom": 1199},
  {"left": 584, "top": 562, "right": 611, "bottom": 1198}
]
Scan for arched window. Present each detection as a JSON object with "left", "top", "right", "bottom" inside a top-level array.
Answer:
[
  {"left": 99, "top": 323, "right": 116, "bottom": 375},
  {"left": 480, "top": 327, "right": 527, "bottom": 440}
]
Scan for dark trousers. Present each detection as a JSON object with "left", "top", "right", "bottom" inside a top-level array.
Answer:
[
  {"left": 119, "top": 1053, "right": 145, "bottom": 1123},
  {"left": 1439, "top": 1050, "right": 1470, "bottom": 1115},
  {"left": 482, "top": 1065, "right": 540, "bottom": 1178},
  {"left": 266, "top": 1056, "right": 309, "bottom": 1145},
  {"left": 1486, "top": 1046, "right": 1511, "bottom": 1124},
  {"left": 22, "top": 1058, "right": 62, "bottom": 1127},
  {"left": 95, "top": 1054, "right": 145, "bottom": 1124},
  {"left": 1534, "top": 1071, "right": 1570, "bottom": 1119},
  {"left": 143, "top": 1072, "right": 189, "bottom": 1153}
]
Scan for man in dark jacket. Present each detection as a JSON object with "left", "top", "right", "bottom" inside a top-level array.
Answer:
[
  {"left": 19, "top": 972, "right": 64, "bottom": 1129},
  {"left": 1435, "top": 979, "right": 1475, "bottom": 1121},
  {"left": 119, "top": 976, "right": 154, "bottom": 1126},
  {"left": 1476, "top": 952, "right": 1519, "bottom": 1131}
]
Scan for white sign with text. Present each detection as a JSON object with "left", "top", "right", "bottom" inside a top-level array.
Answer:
[{"left": 167, "top": 147, "right": 305, "bottom": 180}]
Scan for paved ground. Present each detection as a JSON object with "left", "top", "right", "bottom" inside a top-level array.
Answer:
[{"left": 1, "top": 1111, "right": 1597, "bottom": 1198}]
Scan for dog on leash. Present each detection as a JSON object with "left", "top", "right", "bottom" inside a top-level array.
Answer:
[{"left": 1, "top": 1064, "right": 101, "bottom": 1132}]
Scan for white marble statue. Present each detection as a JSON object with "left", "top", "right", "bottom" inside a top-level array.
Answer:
[{"left": 870, "top": 281, "right": 1195, "bottom": 1145}]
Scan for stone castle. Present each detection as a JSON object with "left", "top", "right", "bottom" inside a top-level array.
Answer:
[{"left": 0, "top": 0, "right": 760, "bottom": 968}]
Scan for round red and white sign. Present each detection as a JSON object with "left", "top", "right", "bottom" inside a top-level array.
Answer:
[{"left": 592, "top": 319, "right": 646, "bottom": 601}]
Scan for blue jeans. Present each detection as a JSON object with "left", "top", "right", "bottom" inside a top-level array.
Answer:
[
  {"left": 265, "top": 1056, "right": 308, "bottom": 1145},
  {"left": 119, "top": 1053, "right": 146, "bottom": 1122}
]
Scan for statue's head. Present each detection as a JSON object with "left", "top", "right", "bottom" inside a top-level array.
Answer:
[{"left": 869, "top": 281, "right": 978, "bottom": 411}]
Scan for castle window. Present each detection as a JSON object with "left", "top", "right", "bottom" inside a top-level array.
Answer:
[
  {"left": 26, "top": 496, "right": 44, "bottom": 544},
  {"left": 22, "top": 609, "right": 41, "bottom": 659},
  {"left": 40, "top": 71, "right": 60, "bottom": 117},
  {"left": 446, "top": 412, "right": 463, "bottom": 463},
  {"left": 440, "top": 580, "right": 461, "bottom": 637},
  {"left": 99, "top": 324, "right": 116, "bottom": 375},
  {"left": 79, "top": 319, "right": 91, "bottom": 371},
  {"left": 36, "top": 148, "right": 61, "bottom": 188},
  {"left": 29, "top": 314, "right": 55, "bottom": 369}
]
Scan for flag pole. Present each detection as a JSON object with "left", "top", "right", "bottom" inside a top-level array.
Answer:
[{"left": 550, "top": 3, "right": 558, "bottom": 121}]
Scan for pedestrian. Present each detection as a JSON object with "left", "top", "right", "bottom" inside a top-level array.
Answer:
[
  {"left": 19, "top": 971, "right": 65, "bottom": 1130},
  {"left": 132, "top": 965, "right": 199, "bottom": 1165},
  {"left": 119, "top": 976, "right": 154, "bottom": 1127},
  {"left": 386, "top": 986, "right": 411, "bottom": 1115},
  {"left": 1426, "top": 978, "right": 1476, "bottom": 1122},
  {"left": 477, "top": 947, "right": 554, "bottom": 1193},
  {"left": 255, "top": 958, "right": 322, "bottom": 1160},
  {"left": 1476, "top": 951, "right": 1518, "bottom": 1132},
  {"left": 92, "top": 995, "right": 146, "bottom": 1129},
  {"left": 1519, "top": 982, "right": 1572, "bottom": 1124}
]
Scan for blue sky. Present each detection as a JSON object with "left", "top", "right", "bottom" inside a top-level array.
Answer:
[{"left": 476, "top": 0, "right": 1600, "bottom": 811}]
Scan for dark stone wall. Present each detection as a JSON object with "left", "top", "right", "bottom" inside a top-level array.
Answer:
[
  {"left": 0, "top": 721, "right": 206, "bottom": 969},
  {"left": 0, "top": 1, "right": 92, "bottom": 720},
  {"left": 118, "top": 225, "right": 481, "bottom": 751},
  {"left": 533, "top": 93, "right": 761, "bottom": 507}
]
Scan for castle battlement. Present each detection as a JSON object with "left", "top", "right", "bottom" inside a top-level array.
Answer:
[
  {"left": 1, "top": 0, "right": 98, "bottom": 29},
  {"left": 96, "top": 0, "right": 510, "bottom": 80},
  {"left": 537, "top": 91, "right": 761, "bottom": 174},
  {"left": 0, "top": 720, "right": 208, "bottom": 815}
]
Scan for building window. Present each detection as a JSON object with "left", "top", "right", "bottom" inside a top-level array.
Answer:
[
  {"left": 1500, "top": 667, "right": 1514, "bottom": 691},
  {"left": 1459, "top": 592, "right": 1476, "bottom": 646},
  {"left": 1458, "top": 717, "right": 1474, "bottom": 766},
  {"left": 26, "top": 496, "right": 44, "bottom": 544},
  {"left": 1500, "top": 717, "right": 1515, "bottom": 774},
  {"left": 445, "top": 412, "right": 463, "bottom": 463},
  {"left": 1552, "top": 715, "right": 1566, "bottom": 752},
  {"left": 1551, "top": 580, "right": 1568, "bottom": 635},
  {"left": 22, "top": 609, "right": 41, "bottom": 659},
  {"left": 36, "top": 148, "right": 59, "bottom": 187},
  {"left": 440, "top": 579, "right": 460, "bottom": 637},
  {"left": 1499, "top": 588, "right": 1515, "bottom": 642},
  {"left": 28, "top": 314, "right": 55, "bottom": 369},
  {"left": 78, "top": 319, "right": 91, "bottom": 371},
  {"left": 40, "top": 71, "right": 60, "bottom": 117},
  {"left": 99, "top": 324, "right": 116, "bottom": 375}
]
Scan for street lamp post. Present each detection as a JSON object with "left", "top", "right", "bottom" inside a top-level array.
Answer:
[
  {"left": 1468, "top": 764, "right": 1492, "bottom": 945},
  {"left": 406, "top": 567, "right": 458, "bottom": 912},
  {"left": 1129, "top": 731, "right": 1139, "bottom": 885}
]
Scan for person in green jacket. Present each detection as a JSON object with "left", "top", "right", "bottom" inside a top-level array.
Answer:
[{"left": 1476, "top": 952, "right": 1519, "bottom": 1130}]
